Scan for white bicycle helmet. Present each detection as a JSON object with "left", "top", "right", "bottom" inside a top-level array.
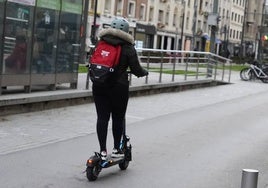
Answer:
[{"left": 111, "top": 18, "right": 129, "bottom": 33}]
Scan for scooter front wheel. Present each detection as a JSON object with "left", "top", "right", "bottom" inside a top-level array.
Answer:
[{"left": 86, "top": 165, "right": 101, "bottom": 181}]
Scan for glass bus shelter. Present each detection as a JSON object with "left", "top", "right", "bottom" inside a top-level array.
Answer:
[{"left": 0, "top": 0, "right": 84, "bottom": 94}]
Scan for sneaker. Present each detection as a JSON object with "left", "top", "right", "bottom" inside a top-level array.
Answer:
[
  {"left": 111, "top": 148, "right": 124, "bottom": 158},
  {"left": 100, "top": 151, "right": 107, "bottom": 161}
]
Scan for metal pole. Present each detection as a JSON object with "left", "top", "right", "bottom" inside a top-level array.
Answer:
[
  {"left": 241, "top": 169, "right": 258, "bottom": 188},
  {"left": 191, "top": 0, "right": 197, "bottom": 50},
  {"left": 224, "top": 25, "right": 227, "bottom": 57},
  {"left": 175, "top": 27, "right": 178, "bottom": 50},
  {"left": 208, "top": 0, "right": 218, "bottom": 77},
  {"left": 240, "top": 0, "right": 248, "bottom": 59},
  {"left": 90, "top": 0, "right": 98, "bottom": 45},
  {"left": 80, "top": 0, "right": 89, "bottom": 64},
  {"left": 258, "top": 1, "right": 265, "bottom": 62},
  {"left": 210, "top": 0, "right": 218, "bottom": 54},
  {"left": 180, "top": 0, "right": 185, "bottom": 50}
]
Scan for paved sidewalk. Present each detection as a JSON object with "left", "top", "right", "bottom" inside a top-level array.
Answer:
[{"left": 1, "top": 71, "right": 268, "bottom": 155}]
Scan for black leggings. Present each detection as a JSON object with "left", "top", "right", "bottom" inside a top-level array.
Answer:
[{"left": 93, "top": 83, "right": 129, "bottom": 152}]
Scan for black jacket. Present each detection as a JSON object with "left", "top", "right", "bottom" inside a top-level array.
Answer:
[{"left": 98, "top": 28, "right": 148, "bottom": 85}]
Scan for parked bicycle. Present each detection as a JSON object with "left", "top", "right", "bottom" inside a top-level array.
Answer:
[{"left": 240, "top": 61, "right": 268, "bottom": 83}]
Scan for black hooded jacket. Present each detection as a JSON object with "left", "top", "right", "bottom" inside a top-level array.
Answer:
[{"left": 98, "top": 28, "right": 148, "bottom": 86}]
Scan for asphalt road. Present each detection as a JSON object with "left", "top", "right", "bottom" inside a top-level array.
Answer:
[{"left": 1, "top": 77, "right": 268, "bottom": 187}]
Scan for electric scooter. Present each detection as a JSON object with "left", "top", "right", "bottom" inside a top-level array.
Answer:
[{"left": 85, "top": 119, "right": 132, "bottom": 181}]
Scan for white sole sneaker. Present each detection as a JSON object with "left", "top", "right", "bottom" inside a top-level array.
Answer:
[
  {"left": 111, "top": 152, "right": 124, "bottom": 158},
  {"left": 111, "top": 148, "right": 124, "bottom": 158},
  {"left": 100, "top": 151, "right": 107, "bottom": 160}
]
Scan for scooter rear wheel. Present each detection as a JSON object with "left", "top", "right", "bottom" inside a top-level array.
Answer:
[
  {"left": 86, "top": 165, "right": 101, "bottom": 181},
  {"left": 119, "top": 160, "right": 129, "bottom": 170}
]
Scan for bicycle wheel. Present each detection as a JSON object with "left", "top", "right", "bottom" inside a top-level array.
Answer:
[
  {"left": 260, "top": 67, "right": 268, "bottom": 83},
  {"left": 240, "top": 68, "right": 253, "bottom": 81}
]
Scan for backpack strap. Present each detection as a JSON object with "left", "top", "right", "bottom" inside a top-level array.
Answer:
[{"left": 114, "top": 45, "right": 122, "bottom": 67}]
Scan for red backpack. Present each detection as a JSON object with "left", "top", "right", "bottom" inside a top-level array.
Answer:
[{"left": 89, "top": 41, "right": 122, "bottom": 85}]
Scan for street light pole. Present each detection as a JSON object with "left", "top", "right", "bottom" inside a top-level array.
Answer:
[
  {"left": 180, "top": 0, "right": 185, "bottom": 50},
  {"left": 224, "top": 25, "right": 228, "bottom": 57},
  {"left": 258, "top": 1, "right": 266, "bottom": 62},
  {"left": 209, "top": 0, "right": 218, "bottom": 54},
  {"left": 240, "top": 0, "right": 248, "bottom": 59},
  {"left": 208, "top": 0, "right": 219, "bottom": 77},
  {"left": 191, "top": 0, "right": 197, "bottom": 50}
]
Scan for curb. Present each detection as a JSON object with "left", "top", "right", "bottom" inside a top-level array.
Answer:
[{"left": 0, "top": 80, "right": 228, "bottom": 116}]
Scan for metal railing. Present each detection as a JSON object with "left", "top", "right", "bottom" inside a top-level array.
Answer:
[
  {"left": 131, "top": 48, "right": 232, "bottom": 86},
  {"left": 85, "top": 47, "right": 232, "bottom": 89}
]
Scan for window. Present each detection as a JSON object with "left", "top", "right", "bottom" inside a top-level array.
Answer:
[
  {"left": 186, "top": 17, "right": 189, "bottom": 29},
  {"left": 173, "top": 8, "right": 178, "bottom": 27},
  {"left": 90, "top": 0, "right": 95, "bottom": 10},
  {"left": 205, "top": 2, "right": 208, "bottom": 8},
  {"left": 149, "top": 7, "right": 154, "bottom": 22},
  {"left": 203, "top": 21, "right": 207, "bottom": 32},
  {"left": 197, "top": 20, "right": 201, "bottom": 29},
  {"left": 235, "top": 13, "right": 237, "bottom": 22},
  {"left": 158, "top": 10, "right": 164, "bottom": 22},
  {"left": 180, "top": 15, "right": 183, "bottom": 28},
  {"left": 165, "top": 11, "right": 169, "bottom": 25},
  {"left": 199, "top": 0, "right": 203, "bottom": 14},
  {"left": 128, "top": 1, "right": 135, "bottom": 17},
  {"left": 104, "top": 0, "right": 111, "bottom": 14},
  {"left": 140, "top": 4, "right": 146, "bottom": 20},
  {"left": 116, "top": 0, "right": 123, "bottom": 15}
]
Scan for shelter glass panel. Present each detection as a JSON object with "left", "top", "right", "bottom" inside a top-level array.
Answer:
[
  {"left": 0, "top": 0, "right": 4, "bottom": 72},
  {"left": 32, "top": 0, "right": 60, "bottom": 74},
  {"left": 2, "top": 1, "right": 34, "bottom": 74},
  {"left": 57, "top": 0, "right": 82, "bottom": 73}
]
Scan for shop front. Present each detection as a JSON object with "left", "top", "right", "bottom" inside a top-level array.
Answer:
[
  {"left": 135, "top": 23, "right": 156, "bottom": 48},
  {"left": 0, "top": 0, "right": 85, "bottom": 94}
]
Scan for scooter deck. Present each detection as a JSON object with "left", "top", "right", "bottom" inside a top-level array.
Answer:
[{"left": 100, "top": 154, "right": 125, "bottom": 168}]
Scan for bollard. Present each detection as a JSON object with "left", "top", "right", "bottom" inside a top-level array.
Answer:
[{"left": 241, "top": 169, "right": 259, "bottom": 188}]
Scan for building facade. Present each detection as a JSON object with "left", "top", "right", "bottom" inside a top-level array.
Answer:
[
  {"left": 86, "top": 0, "right": 265, "bottom": 57},
  {"left": 217, "top": 0, "right": 265, "bottom": 58}
]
